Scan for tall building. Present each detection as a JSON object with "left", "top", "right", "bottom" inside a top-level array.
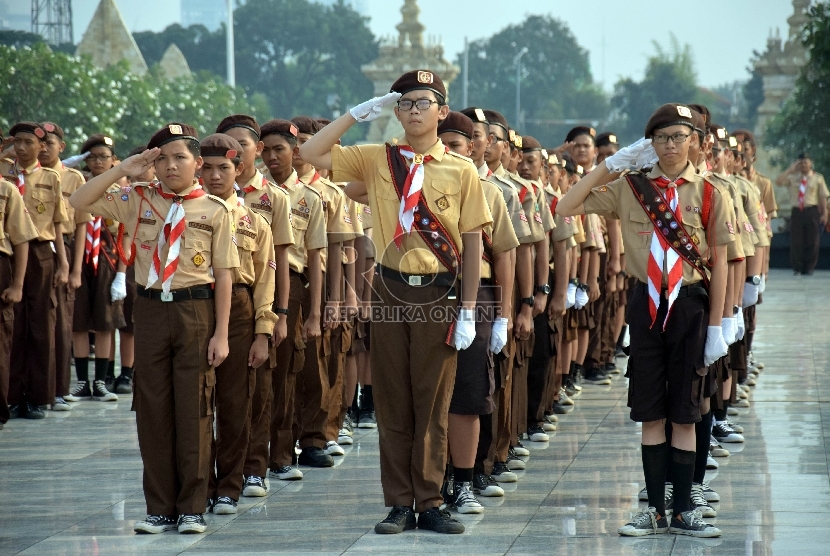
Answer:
[{"left": 181, "top": 0, "right": 227, "bottom": 31}]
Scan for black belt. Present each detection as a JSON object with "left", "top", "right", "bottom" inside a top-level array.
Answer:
[
  {"left": 637, "top": 281, "right": 707, "bottom": 300},
  {"left": 0, "top": 252, "right": 7, "bottom": 258},
  {"left": 137, "top": 285, "right": 214, "bottom": 303},
  {"left": 481, "top": 277, "right": 495, "bottom": 287},
  {"left": 376, "top": 264, "right": 457, "bottom": 288}
]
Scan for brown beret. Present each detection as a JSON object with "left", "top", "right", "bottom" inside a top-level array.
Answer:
[
  {"left": 10, "top": 121, "right": 46, "bottom": 140},
  {"left": 215, "top": 114, "right": 261, "bottom": 139},
  {"left": 732, "top": 129, "right": 755, "bottom": 145},
  {"left": 595, "top": 132, "right": 618, "bottom": 148},
  {"left": 482, "top": 110, "right": 509, "bottom": 137},
  {"left": 316, "top": 118, "right": 332, "bottom": 128},
  {"left": 437, "top": 111, "right": 474, "bottom": 139},
  {"left": 40, "top": 122, "right": 65, "bottom": 140},
  {"left": 127, "top": 145, "right": 147, "bottom": 158},
  {"left": 390, "top": 69, "right": 446, "bottom": 101},
  {"left": 200, "top": 133, "right": 243, "bottom": 159},
  {"left": 689, "top": 110, "right": 705, "bottom": 135},
  {"left": 565, "top": 126, "right": 596, "bottom": 143},
  {"left": 644, "top": 104, "right": 696, "bottom": 137},
  {"left": 708, "top": 123, "right": 728, "bottom": 144},
  {"left": 520, "top": 135, "right": 542, "bottom": 152},
  {"left": 459, "top": 107, "right": 488, "bottom": 125},
  {"left": 81, "top": 134, "right": 115, "bottom": 153},
  {"left": 260, "top": 119, "right": 299, "bottom": 141},
  {"left": 148, "top": 123, "right": 199, "bottom": 150},
  {"left": 687, "top": 104, "right": 711, "bottom": 127},
  {"left": 291, "top": 116, "right": 321, "bottom": 136}
]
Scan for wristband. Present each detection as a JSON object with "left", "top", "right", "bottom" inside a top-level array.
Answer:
[{"left": 274, "top": 307, "right": 289, "bottom": 316}]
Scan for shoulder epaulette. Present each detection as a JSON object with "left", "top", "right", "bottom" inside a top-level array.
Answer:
[
  {"left": 487, "top": 173, "right": 514, "bottom": 188},
  {"left": 207, "top": 194, "right": 232, "bottom": 211},
  {"left": 251, "top": 207, "right": 272, "bottom": 227},
  {"left": 303, "top": 183, "right": 323, "bottom": 199},
  {"left": 446, "top": 150, "right": 475, "bottom": 165},
  {"left": 64, "top": 167, "right": 85, "bottom": 180},
  {"left": 41, "top": 166, "right": 61, "bottom": 178}
]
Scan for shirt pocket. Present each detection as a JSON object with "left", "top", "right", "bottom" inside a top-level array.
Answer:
[
  {"left": 31, "top": 188, "right": 55, "bottom": 217},
  {"left": 183, "top": 232, "right": 212, "bottom": 270},
  {"left": 679, "top": 212, "right": 706, "bottom": 255},
  {"left": 431, "top": 179, "right": 461, "bottom": 222},
  {"left": 290, "top": 211, "right": 309, "bottom": 248},
  {"left": 236, "top": 233, "right": 257, "bottom": 274},
  {"left": 628, "top": 209, "right": 653, "bottom": 249},
  {"left": 135, "top": 226, "right": 158, "bottom": 264}
]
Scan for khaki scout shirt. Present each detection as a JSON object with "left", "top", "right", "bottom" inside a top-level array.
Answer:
[
  {"left": 48, "top": 161, "right": 92, "bottom": 231},
  {"left": 544, "top": 186, "right": 576, "bottom": 245},
  {"left": 785, "top": 172, "right": 829, "bottom": 208},
  {"left": 748, "top": 169, "right": 777, "bottom": 217},
  {"left": 733, "top": 175, "right": 762, "bottom": 254},
  {"left": 583, "top": 162, "right": 734, "bottom": 286},
  {"left": 240, "top": 169, "right": 295, "bottom": 248},
  {"left": 229, "top": 199, "right": 278, "bottom": 335},
  {"left": 269, "top": 169, "right": 327, "bottom": 274},
  {"left": 481, "top": 179, "right": 520, "bottom": 280},
  {"left": 491, "top": 165, "right": 539, "bottom": 244},
  {"left": 298, "top": 168, "right": 357, "bottom": 269},
  {"left": 580, "top": 213, "right": 606, "bottom": 252},
  {"left": 331, "top": 139, "right": 492, "bottom": 275},
  {"left": 709, "top": 174, "right": 747, "bottom": 261},
  {"left": 742, "top": 177, "right": 770, "bottom": 248},
  {"left": 0, "top": 181, "right": 38, "bottom": 256},
  {"left": 335, "top": 183, "right": 365, "bottom": 265},
  {"left": 529, "top": 179, "right": 556, "bottom": 234},
  {"left": 87, "top": 181, "right": 239, "bottom": 289},
  {"left": 0, "top": 159, "right": 67, "bottom": 241},
  {"left": 486, "top": 166, "right": 532, "bottom": 243}
]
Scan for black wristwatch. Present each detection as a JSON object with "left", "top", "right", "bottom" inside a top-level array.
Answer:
[
  {"left": 569, "top": 278, "right": 579, "bottom": 287},
  {"left": 535, "top": 284, "right": 551, "bottom": 295},
  {"left": 733, "top": 305, "right": 740, "bottom": 316},
  {"left": 274, "top": 307, "right": 289, "bottom": 316},
  {"left": 577, "top": 282, "right": 589, "bottom": 292},
  {"left": 746, "top": 275, "right": 761, "bottom": 286},
  {"left": 520, "top": 297, "right": 535, "bottom": 308}
]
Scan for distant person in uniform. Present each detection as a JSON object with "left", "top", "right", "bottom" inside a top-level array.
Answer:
[{"left": 776, "top": 154, "right": 828, "bottom": 275}]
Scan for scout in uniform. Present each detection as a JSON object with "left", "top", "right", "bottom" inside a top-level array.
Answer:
[
  {"left": 37, "top": 122, "right": 91, "bottom": 411},
  {"left": 70, "top": 123, "right": 239, "bottom": 535},
  {"left": 437, "top": 111, "right": 518, "bottom": 511},
  {"left": 2, "top": 122, "right": 69, "bottom": 420},
  {"left": 776, "top": 153, "right": 828, "bottom": 275},
  {"left": 0, "top": 176, "right": 39, "bottom": 428},
  {"left": 300, "top": 69, "right": 492, "bottom": 534},
  {"left": 199, "top": 133, "right": 276, "bottom": 515},
  {"left": 558, "top": 104, "right": 733, "bottom": 538},
  {"left": 255, "top": 119, "right": 326, "bottom": 479},
  {"left": 214, "top": 115, "right": 294, "bottom": 498},
  {"left": 66, "top": 134, "right": 125, "bottom": 403}
]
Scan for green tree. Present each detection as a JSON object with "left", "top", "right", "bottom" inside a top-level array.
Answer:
[
  {"left": 460, "top": 15, "right": 608, "bottom": 147},
  {"left": 133, "top": 24, "right": 225, "bottom": 76},
  {"left": 766, "top": 3, "right": 830, "bottom": 172}
]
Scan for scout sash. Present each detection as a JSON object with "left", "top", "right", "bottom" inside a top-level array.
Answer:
[{"left": 482, "top": 231, "right": 494, "bottom": 268}]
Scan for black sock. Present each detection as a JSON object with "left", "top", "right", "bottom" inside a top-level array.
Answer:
[
  {"left": 120, "top": 366, "right": 133, "bottom": 378},
  {"left": 664, "top": 421, "right": 674, "bottom": 484},
  {"left": 694, "top": 412, "right": 713, "bottom": 484},
  {"left": 642, "top": 443, "right": 668, "bottom": 517},
  {"left": 351, "top": 385, "right": 359, "bottom": 413},
  {"left": 74, "top": 357, "right": 89, "bottom": 383},
  {"left": 713, "top": 402, "right": 727, "bottom": 423},
  {"left": 475, "top": 414, "right": 493, "bottom": 474},
  {"left": 94, "top": 357, "right": 109, "bottom": 383},
  {"left": 670, "top": 447, "right": 696, "bottom": 516},
  {"left": 107, "top": 360, "right": 115, "bottom": 379},
  {"left": 362, "top": 385, "right": 374, "bottom": 411},
  {"left": 453, "top": 467, "right": 473, "bottom": 483}
]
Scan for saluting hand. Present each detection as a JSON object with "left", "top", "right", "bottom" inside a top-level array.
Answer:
[
  {"left": 349, "top": 92, "right": 402, "bottom": 122},
  {"left": 119, "top": 148, "right": 160, "bottom": 177}
]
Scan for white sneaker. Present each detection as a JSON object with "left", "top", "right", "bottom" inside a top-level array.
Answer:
[
  {"left": 325, "top": 440, "right": 345, "bottom": 456},
  {"left": 727, "top": 407, "right": 739, "bottom": 416},
  {"left": 542, "top": 422, "right": 557, "bottom": 432},
  {"left": 544, "top": 414, "right": 558, "bottom": 423},
  {"left": 269, "top": 465, "right": 303, "bottom": 481},
  {"left": 337, "top": 431, "right": 354, "bottom": 445},
  {"left": 512, "top": 443, "right": 530, "bottom": 457},
  {"left": 706, "top": 456, "right": 719, "bottom": 469},
  {"left": 51, "top": 397, "right": 71, "bottom": 411},
  {"left": 242, "top": 476, "right": 267, "bottom": 497},
  {"left": 691, "top": 483, "right": 717, "bottom": 518},
  {"left": 452, "top": 482, "right": 483, "bottom": 514}
]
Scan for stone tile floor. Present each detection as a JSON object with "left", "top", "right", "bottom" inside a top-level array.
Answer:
[{"left": 0, "top": 269, "right": 828, "bottom": 555}]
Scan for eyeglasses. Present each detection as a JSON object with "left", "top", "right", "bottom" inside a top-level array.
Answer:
[
  {"left": 87, "top": 154, "right": 112, "bottom": 162},
  {"left": 397, "top": 99, "right": 441, "bottom": 111},
  {"left": 488, "top": 133, "right": 507, "bottom": 143},
  {"left": 652, "top": 133, "right": 691, "bottom": 144}
]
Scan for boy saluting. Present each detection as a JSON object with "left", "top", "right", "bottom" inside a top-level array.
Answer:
[
  {"left": 70, "top": 123, "right": 239, "bottom": 535},
  {"left": 300, "top": 70, "right": 492, "bottom": 535}
]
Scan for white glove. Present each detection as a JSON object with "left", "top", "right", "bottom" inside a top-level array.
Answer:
[
  {"left": 759, "top": 274, "right": 766, "bottom": 293},
  {"left": 621, "top": 325, "right": 630, "bottom": 348},
  {"left": 575, "top": 287, "right": 589, "bottom": 309},
  {"left": 349, "top": 92, "right": 402, "bottom": 122},
  {"left": 742, "top": 282, "right": 759, "bottom": 307},
  {"left": 489, "top": 317, "right": 508, "bottom": 354},
  {"left": 736, "top": 309, "right": 745, "bottom": 341},
  {"left": 604, "top": 137, "right": 654, "bottom": 172},
  {"left": 634, "top": 142, "right": 659, "bottom": 169},
  {"left": 704, "top": 326, "right": 729, "bottom": 366},
  {"left": 721, "top": 317, "right": 737, "bottom": 345},
  {"left": 452, "top": 308, "right": 476, "bottom": 351},
  {"left": 566, "top": 283, "right": 576, "bottom": 308},
  {"left": 111, "top": 271, "right": 127, "bottom": 302},
  {"left": 62, "top": 151, "right": 91, "bottom": 168}
]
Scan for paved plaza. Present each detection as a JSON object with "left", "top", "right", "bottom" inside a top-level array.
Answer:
[{"left": 1, "top": 269, "right": 828, "bottom": 555}]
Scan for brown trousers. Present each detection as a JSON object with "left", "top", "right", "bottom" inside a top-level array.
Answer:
[
  {"left": 325, "top": 322, "right": 350, "bottom": 441},
  {"left": 585, "top": 253, "right": 607, "bottom": 370},
  {"left": 267, "top": 272, "right": 306, "bottom": 469},
  {"left": 486, "top": 334, "right": 515, "bottom": 471},
  {"left": 133, "top": 295, "right": 215, "bottom": 516},
  {"left": 0, "top": 255, "right": 13, "bottom": 423},
  {"left": 371, "top": 276, "right": 457, "bottom": 513},
  {"left": 9, "top": 241, "right": 56, "bottom": 406},
  {"left": 54, "top": 237, "right": 74, "bottom": 397},
  {"left": 209, "top": 288, "right": 255, "bottom": 500},
  {"left": 244, "top": 363, "right": 272, "bottom": 479},
  {"left": 509, "top": 335, "right": 532, "bottom": 445},
  {"left": 294, "top": 290, "right": 329, "bottom": 450},
  {"left": 790, "top": 206, "right": 821, "bottom": 274}
]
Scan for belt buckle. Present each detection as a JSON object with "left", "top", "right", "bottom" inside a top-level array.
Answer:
[
  {"left": 408, "top": 275, "right": 422, "bottom": 286},
  {"left": 160, "top": 291, "right": 173, "bottom": 303}
]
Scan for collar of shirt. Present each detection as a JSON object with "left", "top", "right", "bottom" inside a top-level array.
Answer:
[
  {"left": 15, "top": 159, "right": 40, "bottom": 174},
  {"left": 273, "top": 169, "right": 299, "bottom": 192},
  {"left": 396, "top": 138, "right": 447, "bottom": 163},
  {"left": 242, "top": 169, "right": 266, "bottom": 191},
  {"left": 477, "top": 163, "right": 489, "bottom": 179},
  {"left": 646, "top": 161, "right": 699, "bottom": 184},
  {"left": 46, "top": 160, "right": 63, "bottom": 172},
  {"left": 298, "top": 167, "right": 320, "bottom": 185},
  {"left": 493, "top": 164, "right": 507, "bottom": 178}
]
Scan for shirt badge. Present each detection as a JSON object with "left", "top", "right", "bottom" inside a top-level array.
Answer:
[
  {"left": 192, "top": 252, "right": 205, "bottom": 267},
  {"left": 144, "top": 210, "right": 153, "bottom": 218},
  {"left": 435, "top": 196, "right": 450, "bottom": 212}
]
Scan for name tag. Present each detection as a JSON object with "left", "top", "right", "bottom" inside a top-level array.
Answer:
[
  {"left": 238, "top": 229, "right": 256, "bottom": 240},
  {"left": 291, "top": 208, "right": 310, "bottom": 219},
  {"left": 188, "top": 222, "right": 213, "bottom": 232},
  {"left": 35, "top": 183, "right": 53, "bottom": 191},
  {"left": 139, "top": 218, "right": 157, "bottom": 225}
]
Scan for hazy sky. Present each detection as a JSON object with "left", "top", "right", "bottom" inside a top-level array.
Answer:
[{"left": 72, "top": 0, "right": 800, "bottom": 89}]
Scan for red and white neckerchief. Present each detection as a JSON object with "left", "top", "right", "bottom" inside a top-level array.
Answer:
[
  {"left": 14, "top": 160, "right": 40, "bottom": 196},
  {"left": 798, "top": 175, "right": 808, "bottom": 211},
  {"left": 85, "top": 217, "right": 102, "bottom": 273},
  {"left": 646, "top": 175, "right": 687, "bottom": 330},
  {"left": 518, "top": 182, "right": 537, "bottom": 204},
  {"left": 394, "top": 146, "right": 440, "bottom": 249},
  {"left": 146, "top": 183, "right": 206, "bottom": 293},
  {"left": 241, "top": 173, "right": 268, "bottom": 195}
]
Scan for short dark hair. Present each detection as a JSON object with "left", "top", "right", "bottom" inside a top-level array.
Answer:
[{"left": 183, "top": 138, "right": 201, "bottom": 157}]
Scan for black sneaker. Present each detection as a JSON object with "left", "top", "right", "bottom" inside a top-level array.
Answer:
[
  {"left": 669, "top": 509, "right": 721, "bottom": 537},
  {"left": 297, "top": 446, "right": 334, "bottom": 468},
  {"left": 358, "top": 409, "right": 377, "bottom": 428},
  {"left": 24, "top": 402, "right": 45, "bottom": 419},
  {"left": 177, "top": 513, "right": 207, "bottom": 534},
  {"left": 451, "top": 482, "right": 483, "bottom": 514},
  {"left": 506, "top": 448, "right": 526, "bottom": 470},
  {"left": 527, "top": 424, "right": 550, "bottom": 442},
  {"left": 269, "top": 465, "right": 303, "bottom": 480},
  {"left": 441, "top": 475, "right": 454, "bottom": 508},
  {"left": 605, "top": 362, "right": 621, "bottom": 375},
  {"left": 9, "top": 404, "right": 22, "bottom": 419},
  {"left": 584, "top": 367, "right": 611, "bottom": 385},
  {"left": 92, "top": 380, "right": 118, "bottom": 402},
  {"left": 114, "top": 374, "right": 133, "bottom": 394},
  {"left": 374, "top": 506, "right": 416, "bottom": 534},
  {"left": 618, "top": 507, "right": 668, "bottom": 536},
  {"left": 242, "top": 475, "right": 267, "bottom": 497},
  {"left": 214, "top": 496, "right": 238, "bottom": 515},
  {"left": 564, "top": 377, "right": 577, "bottom": 397},
  {"left": 104, "top": 373, "right": 115, "bottom": 392},
  {"left": 712, "top": 421, "right": 744, "bottom": 443},
  {"left": 418, "top": 507, "right": 464, "bottom": 534},
  {"left": 65, "top": 381, "right": 91, "bottom": 402},
  {"left": 206, "top": 498, "right": 215, "bottom": 513},
  {"left": 134, "top": 515, "right": 177, "bottom": 534},
  {"left": 491, "top": 461, "right": 517, "bottom": 483},
  {"left": 473, "top": 473, "right": 504, "bottom": 497}
]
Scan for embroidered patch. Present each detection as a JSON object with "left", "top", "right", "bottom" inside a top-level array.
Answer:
[
  {"left": 291, "top": 208, "right": 310, "bottom": 219},
  {"left": 417, "top": 71, "right": 434, "bottom": 84},
  {"left": 140, "top": 243, "right": 152, "bottom": 250},
  {"left": 726, "top": 222, "right": 735, "bottom": 234},
  {"left": 298, "top": 198, "right": 307, "bottom": 207},
  {"left": 268, "top": 260, "right": 277, "bottom": 270},
  {"left": 106, "top": 194, "right": 114, "bottom": 202},
  {"left": 139, "top": 218, "right": 156, "bottom": 225},
  {"left": 436, "top": 196, "right": 450, "bottom": 211},
  {"left": 344, "top": 215, "right": 351, "bottom": 224},
  {"left": 520, "top": 212, "right": 528, "bottom": 222},
  {"left": 192, "top": 252, "right": 205, "bottom": 266},
  {"left": 250, "top": 203, "right": 270, "bottom": 211},
  {"left": 364, "top": 206, "right": 371, "bottom": 214},
  {"left": 35, "top": 183, "right": 53, "bottom": 190},
  {"left": 169, "top": 124, "right": 183, "bottom": 135},
  {"left": 534, "top": 213, "right": 543, "bottom": 224},
  {"left": 188, "top": 222, "right": 213, "bottom": 232},
  {"left": 238, "top": 229, "right": 256, "bottom": 240},
  {"left": 677, "top": 105, "right": 692, "bottom": 118}
]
